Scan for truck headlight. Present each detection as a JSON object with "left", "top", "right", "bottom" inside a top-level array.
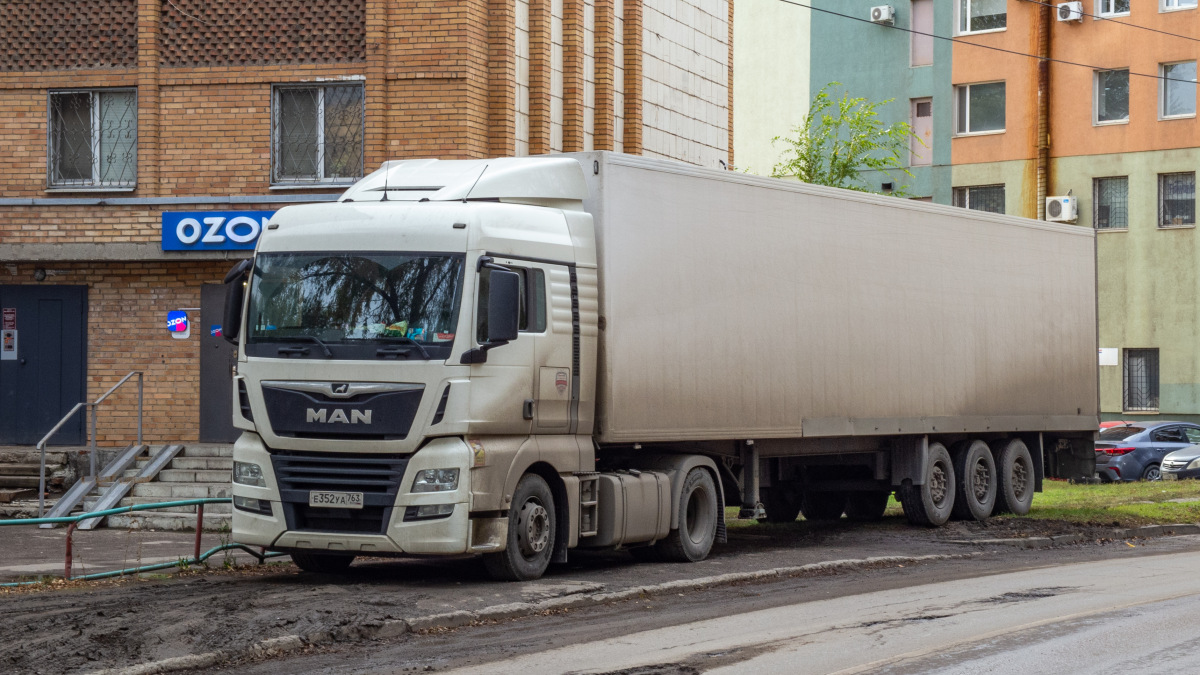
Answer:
[
  {"left": 1187, "top": 458, "right": 1200, "bottom": 471},
  {"left": 233, "top": 461, "right": 266, "bottom": 487},
  {"left": 411, "top": 468, "right": 459, "bottom": 493}
]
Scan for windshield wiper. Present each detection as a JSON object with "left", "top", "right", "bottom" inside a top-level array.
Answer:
[
  {"left": 276, "top": 335, "right": 333, "bottom": 358},
  {"left": 379, "top": 335, "right": 431, "bottom": 359}
]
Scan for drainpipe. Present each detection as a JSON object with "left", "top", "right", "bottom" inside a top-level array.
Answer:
[{"left": 1036, "top": 3, "right": 1051, "bottom": 220}]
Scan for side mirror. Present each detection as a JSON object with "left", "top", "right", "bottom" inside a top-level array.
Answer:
[
  {"left": 222, "top": 259, "right": 251, "bottom": 345},
  {"left": 487, "top": 269, "right": 521, "bottom": 343}
]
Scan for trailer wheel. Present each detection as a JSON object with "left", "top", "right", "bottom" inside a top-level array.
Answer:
[
  {"left": 898, "top": 442, "right": 955, "bottom": 527},
  {"left": 654, "top": 468, "right": 718, "bottom": 562},
  {"left": 950, "top": 440, "right": 996, "bottom": 522},
  {"left": 845, "top": 491, "right": 890, "bottom": 521},
  {"left": 291, "top": 552, "right": 355, "bottom": 574},
  {"left": 994, "top": 439, "right": 1035, "bottom": 515},
  {"left": 760, "top": 483, "right": 803, "bottom": 523},
  {"left": 483, "top": 473, "right": 556, "bottom": 581},
  {"left": 800, "top": 491, "right": 846, "bottom": 521}
]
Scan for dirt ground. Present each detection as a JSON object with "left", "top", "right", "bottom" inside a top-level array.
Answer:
[{"left": 0, "top": 516, "right": 1184, "bottom": 674}]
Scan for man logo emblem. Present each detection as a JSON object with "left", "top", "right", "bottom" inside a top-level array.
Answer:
[{"left": 332, "top": 383, "right": 350, "bottom": 395}]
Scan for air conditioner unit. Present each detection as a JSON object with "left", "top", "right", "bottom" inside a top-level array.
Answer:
[
  {"left": 869, "top": 5, "right": 895, "bottom": 24},
  {"left": 1046, "top": 195, "right": 1078, "bottom": 223},
  {"left": 1057, "top": 2, "right": 1083, "bottom": 22}
]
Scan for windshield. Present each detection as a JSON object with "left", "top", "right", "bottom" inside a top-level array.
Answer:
[{"left": 246, "top": 252, "right": 464, "bottom": 360}]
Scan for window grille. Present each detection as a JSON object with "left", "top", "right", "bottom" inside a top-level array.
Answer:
[
  {"left": 1159, "top": 172, "right": 1196, "bottom": 227},
  {"left": 1094, "top": 177, "right": 1128, "bottom": 229},
  {"left": 1123, "top": 348, "right": 1159, "bottom": 412},
  {"left": 953, "top": 185, "right": 1005, "bottom": 214},
  {"left": 48, "top": 90, "right": 137, "bottom": 188},
  {"left": 273, "top": 84, "right": 364, "bottom": 185}
]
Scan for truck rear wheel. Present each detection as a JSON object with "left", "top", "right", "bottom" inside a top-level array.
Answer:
[
  {"left": 654, "top": 468, "right": 718, "bottom": 562},
  {"left": 898, "top": 442, "right": 955, "bottom": 527},
  {"left": 950, "top": 440, "right": 996, "bottom": 522},
  {"left": 844, "top": 491, "right": 890, "bottom": 521},
  {"left": 483, "top": 473, "right": 556, "bottom": 581},
  {"left": 993, "top": 439, "right": 1035, "bottom": 515},
  {"left": 800, "top": 491, "right": 846, "bottom": 521},
  {"left": 291, "top": 552, "right": 355, "bottom": 574}
]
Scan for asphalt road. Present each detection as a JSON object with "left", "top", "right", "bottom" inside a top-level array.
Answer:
[{"left": 209, "top": 534, "right": 1200, "bottom": 675}]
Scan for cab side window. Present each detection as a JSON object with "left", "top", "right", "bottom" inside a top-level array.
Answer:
[{"left": 476, "top": 266, "right": 546, "bottom": 342}]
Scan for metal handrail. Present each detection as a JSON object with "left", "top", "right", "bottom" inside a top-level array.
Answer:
[
  {"left": 36, "top": 371, "right": 144, "bottom": 517},
  {"left": 0, "top": 498, "right": 287, "bottom": 586}
]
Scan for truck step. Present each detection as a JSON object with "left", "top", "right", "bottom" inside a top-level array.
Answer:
[{"left": 107, "top": 512, "right": 231, "bottom": 532}]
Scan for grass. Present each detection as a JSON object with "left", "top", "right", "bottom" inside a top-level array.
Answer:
[{"left": 728, "top": 478, "right": 1200, "bottom": 528}]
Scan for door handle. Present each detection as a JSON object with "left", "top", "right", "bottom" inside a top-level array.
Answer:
[{"left": 523, "top": 399, "right": 534, "bottom": 420}]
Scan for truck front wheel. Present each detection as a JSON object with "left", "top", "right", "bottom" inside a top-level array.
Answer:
[
  {"left": 898, "top": 442, "right": 955, "bottom": 527},
  {"left": 291, "top": 552, "right": 355, "bottom": 574},
  {"left": 484, "top": 473, "right": 557, "bottom": 581},
  {"left": 654, "top": 468, "right": 718, "bottom": 562}
]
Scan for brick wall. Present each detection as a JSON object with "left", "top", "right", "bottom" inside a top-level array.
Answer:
[{"left": 3, "top": 262, "right": 232, "bottom": 445}]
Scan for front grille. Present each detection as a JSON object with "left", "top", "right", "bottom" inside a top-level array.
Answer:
[
  {"left": 1163, "top": 459, "right": 1188, "bottom": 470},
  {"left": 271, "top": 451, "right": 408, "bottom": 535}
]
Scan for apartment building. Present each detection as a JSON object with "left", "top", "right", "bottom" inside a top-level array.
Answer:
[{"left": 0, "top": 0, "right": 733, "bottom": 446}]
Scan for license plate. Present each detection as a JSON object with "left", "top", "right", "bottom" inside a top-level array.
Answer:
[
  {"left": 1163, "top": 472, "right": 1178, "bottom": 481},
  {"left": 309, "top": 491, "right": 364, "bottom": 509}
]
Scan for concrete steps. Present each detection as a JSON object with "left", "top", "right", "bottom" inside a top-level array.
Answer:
[
  {"left": 0, "top": 448, "right": 72, "bottom": 491},
  {"left": 108, "top": 444, "right": 233, "bottom": 532}
]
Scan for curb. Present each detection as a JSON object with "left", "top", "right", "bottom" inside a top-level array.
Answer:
[
  {"left": 95, "top": 552, "right": 976, "bottom": 675},
  {"left": 946, "top": 523, "right": 1200, "bottom": 549}
]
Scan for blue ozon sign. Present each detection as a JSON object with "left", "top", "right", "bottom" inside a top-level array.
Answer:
[{"left": 162, "top": 211, "right": 275, "bottom": 251}]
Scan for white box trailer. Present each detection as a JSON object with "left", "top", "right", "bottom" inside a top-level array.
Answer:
[{"left": 224, "top": 152, "right": 1098, "bottom": 580}]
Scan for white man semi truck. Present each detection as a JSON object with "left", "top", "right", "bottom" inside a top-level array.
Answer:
[{"left": 223, "top": 152, "right": 1098, "bottom": 581}]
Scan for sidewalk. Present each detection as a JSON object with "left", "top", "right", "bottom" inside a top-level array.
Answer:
[{"left": 0, "top": 525, "right": 286, "bottom": 581}]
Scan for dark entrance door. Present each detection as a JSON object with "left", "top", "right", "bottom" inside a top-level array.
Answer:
[
  {"left": 0, "top": 286, "right": 87, "bottom": 445},
  {"left": 200, "top": 284, "right": 239, "bottom": 442}
]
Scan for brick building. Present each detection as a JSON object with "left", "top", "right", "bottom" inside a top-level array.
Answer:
[{"left": 0, "top": 0, "right": 733, "bottom": 446}]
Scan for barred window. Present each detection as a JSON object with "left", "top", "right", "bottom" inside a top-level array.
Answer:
[
  {"left": 1123, "top": 348, "right": 1159, "bottom": 412},
  {"left": 1094, "top": 176, "right": 1128, "bottom": 229},
  {"left": 272, "top": 84, "right": 364, "bottom": 185},
  {"left": 952, "top": 185, "right": 1005, "bottom": 214},
  {"left": 48, "top": 89, "right": 137, "bottom": 188},
  {"left": 1159, "top": 172, "right": 1195, "bottom": 227}
]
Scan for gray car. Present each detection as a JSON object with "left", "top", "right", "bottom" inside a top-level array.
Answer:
[{"left": 1095, "top": 421, "right": 1200, "bottom": 482}]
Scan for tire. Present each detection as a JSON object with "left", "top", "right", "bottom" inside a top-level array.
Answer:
[
  {"left": 760, "top": 483, "right": 803, "bottom": 523},
  {"left": 993, "top": 439, "right": 1035, "bottom": 515},
  {"left": 845, "top": 491, "right": 890, "bottom": 522},
  {"left": 898, "top": 442, "right": 955, "bottom": 527},
  {"left": 483, "top": 473, "right": 556, "bottom": 581},
  {"left": 291, "top": 552, "right": 355, "bottom": 574},
  {"left": 1142, "top": 463, "right": 1162, "bottom": 482},
  {"left": 950, "top": 440, "right": 997, "bottom": 522},
  {"left": 800, "top": 491, "right": 847, "bottom": 521},
  {"left": 653, "top": 468, "right": 719, "bottom": 563}
]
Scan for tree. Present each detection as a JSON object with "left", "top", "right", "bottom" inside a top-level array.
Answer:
[{"left": 771, "top": 83, "right": 919, "bottom": 196}]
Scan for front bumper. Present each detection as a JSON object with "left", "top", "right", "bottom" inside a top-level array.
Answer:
[
  {"left": 231, "top": 433, "right": 474, "bottom": 555},
  {"left": 1162, "top": 467, "right": 1200, "bottom": 481}
]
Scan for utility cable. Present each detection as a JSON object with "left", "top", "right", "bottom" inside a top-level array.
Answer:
[
  {"left": 779, "top": 0, "right": 1200, "bottom": 86},
  {"left": 1019, "top": 0, "right": 1200, "bottom": 45}
]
